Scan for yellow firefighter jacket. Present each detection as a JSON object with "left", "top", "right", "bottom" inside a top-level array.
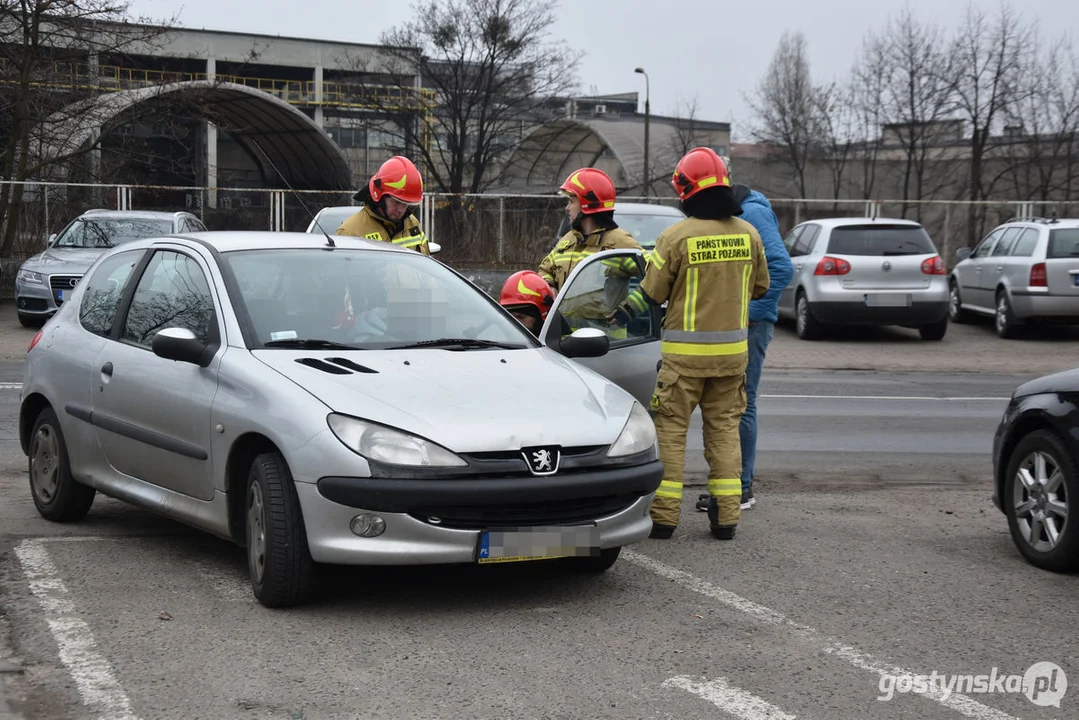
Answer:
[
  {"left": 640, "top": 215, "right": 770, "bottom": 377},
  {"left": 336, "top": 205, "right": 430, "bottom": 255},
  {"left": 538, "top": 226, "right": 642, "bottom": 292}
]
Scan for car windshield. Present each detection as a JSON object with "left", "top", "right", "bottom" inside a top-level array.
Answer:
[
  {"left": 220, "top": 247, "right": 538, "bottom": 350},
  {"left": 826, "top": 225, "right": 937, "bottom": 256},
  {"left": 616, "top": 210, "right": 684, "bottom": 248},
  {"left": 309, "top": 208, "right": 360, "bottom": 234},
  {"left": 56, "top": 218, "right": 175, "bottom": 248},
  {"left": 1047, "top": 228, "right": 1079, "bottom": 258}
]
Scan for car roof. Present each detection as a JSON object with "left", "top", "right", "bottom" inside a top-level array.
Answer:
[
  {"left": 1000, "top": 217, "right": 1079, "bottom": 229},
  {"left": 124, "top": 230, "right": 412, "bottom": 255},
  {"left": 79, "top": 209, "right": 191, "bottom": 220},
  {"left": 614, "top": 202, "right": 684, "bottom": 216},
  {"left": 801, "top": 217, "right": 926, "bottom": 230}
]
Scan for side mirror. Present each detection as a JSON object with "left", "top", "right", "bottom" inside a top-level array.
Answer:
[
  {"left": 152, "top": 327, "right": 209, "bottom": 366},
  {"left": 954, "top": 247, "right": 971, "bottom": 262},
  {"left": 47, "top": 233, "right": 56, "bottom": 247},
  {"left": 429, "top": 241, "right": 441, "bottom": 254},
  {"left": 559, "top": 327, "right": 610, "bottom": 358}
]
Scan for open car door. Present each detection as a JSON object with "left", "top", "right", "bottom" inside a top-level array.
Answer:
[{"left": 537, "top": 249, "right": 662, "bottom": 408}]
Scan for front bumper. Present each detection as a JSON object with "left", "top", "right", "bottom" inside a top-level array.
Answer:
[
  {"left": 295, "top": 459, "right": 664, "bottom": 565},
  {"left": 15, "top": 279, "right": 58, "bottom": 316}
]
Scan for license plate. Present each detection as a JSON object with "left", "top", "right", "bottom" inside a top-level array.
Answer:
[
  {"left": 476, "top": 526, "right": 599, "bottom": 564},
  {"left": 56, "top": 289, "right": 63, "bottom": 301},
  {"left": 864, "top": 293, "right": 912, "bottom": 307}
]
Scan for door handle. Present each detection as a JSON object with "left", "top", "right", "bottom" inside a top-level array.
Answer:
[{"left": 101, "top": 362, "right": 113, "bottom": 377}]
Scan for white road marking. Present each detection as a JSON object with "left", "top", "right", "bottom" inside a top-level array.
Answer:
[
  {"left": 761, "top": 394, "right": 1010, "bottom": 401},
  {"left": 624, "top": 550, "right": 1018, "bottom": 720},
  {"left": 0, "top": 382, "right": 22, "bottom": 390},
  {"left": 13, "top": 539, "right": 141, "bottom": 720},
  {"left": 664, "top": 675, "right": 796, "bottom": 719}
]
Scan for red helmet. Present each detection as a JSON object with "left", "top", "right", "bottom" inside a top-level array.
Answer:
[
  {"left": 370, "top": 156, "right": 423, "bottom": 205},
  {"left": 558, "top": 167, "right": 616, "bottom": 214},
  {"left": 499, "top": 271, "right": 555, "bottom": 321},
  {"left": 671, "top": 147, "right": 731, "bottom": 201}
]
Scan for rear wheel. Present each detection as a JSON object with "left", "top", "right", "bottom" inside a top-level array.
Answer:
[
  {"left": 995, "top": 290, "right": 1020, "bottom": 339},
  {"left": 795, "top": 291, "right": 822, "bottom": 340},
  {"left": 919, "top": 317, "right": 948, "bottom": 341}
]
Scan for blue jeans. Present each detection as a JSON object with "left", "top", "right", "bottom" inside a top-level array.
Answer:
[{"left": 739, "top": 320, "right": 774, "bottom": 494}]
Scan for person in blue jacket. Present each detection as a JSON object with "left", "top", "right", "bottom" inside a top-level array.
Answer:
[{"left": 697, "top": 166, "right": 793, "bottom": 512}]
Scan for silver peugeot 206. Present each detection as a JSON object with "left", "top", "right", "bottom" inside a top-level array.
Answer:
[{"left": 20, "top": 230, "right": 666, "bottom": 607}]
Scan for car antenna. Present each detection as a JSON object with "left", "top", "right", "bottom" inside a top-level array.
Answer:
[{"left": 248, "top": 138, "right": 336, "bottom": 248}]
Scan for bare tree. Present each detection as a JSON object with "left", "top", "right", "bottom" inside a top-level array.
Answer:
[
  {"left": 669, "top": 93, "right": 707, "bottom": 157},
  {"left": 745, "top": 31, "right": 820, "bottom": 198},
  {"left": 812, "top": 79, "right": 857, "bottom": 201},
  {"left": 0, "top": 0, "right": 176, "bottom": 256},
  {"left": 848, "top": 36, "right": 889, "bottom": 200},
  {"left": 949, "top": 0, "right": 1037, "bottom": 243},
  {"left": 370, "top": 0, "right": 582, "bottom": 195}
]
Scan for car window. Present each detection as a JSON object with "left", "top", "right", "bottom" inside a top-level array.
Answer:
[
  {"left": 826, "top": 224, "right": 936, "bottom": 256},
  {"left": 1010, "top": 228, "right": 1040, "bottom": 257},
  {"left": 971, "top": 229, "right": 1003, "bottom": 258},
  {"left": 795, "top": 225, "right": 821, "bottom": 255},
  {"left": 783, "top": 226, "right": 804, "bottom": 255},
  {"left": 55, "top": 218, "right": 175, "bottom": 248},
  {"left": 1047, "top": 228, "right": 1079, "bottom": 258},
  {"left": 78, "top": 250, "right": 146, "bottom": 338},
  {"left": 121, "top": 250, "right": 217, "bottom": 347},
  {"left": 551, "top": 253, "right": 652, "bottom": 349},
  {"left": 220, "top": 248, "right": 538, "bottom": 349},
  {"left": 992, "top": 227, "right": 1023, "bottom": 256},
  {"left": 311, "top": 208, "right": 360, "bottom": 234},
  {"left": 615, "top": 211, "right": 684, "bottom": 248}
]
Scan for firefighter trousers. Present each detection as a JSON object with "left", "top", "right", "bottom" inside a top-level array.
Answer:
[{"left": 649, "top": 367, "right": 747, "bottom": 529}]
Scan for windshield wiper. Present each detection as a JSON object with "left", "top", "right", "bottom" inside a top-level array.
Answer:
[
  {"left": 263, "top": 338, "right": 361, "bottom": 349},
  {"left": 385, "top": 337, "right": 528, "bottom": 350}
]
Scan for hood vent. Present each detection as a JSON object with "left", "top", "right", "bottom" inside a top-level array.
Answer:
[
  {"left": 327, "top": 357, "right": 378, "bottom": 374},
  {"left": 294, "top": 357, "right": 379, "bottom": 375}
]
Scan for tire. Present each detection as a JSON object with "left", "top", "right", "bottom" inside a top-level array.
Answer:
[
  {"left": 948, "top": 280, "right": 972, "bottom": 324},
  {"left": 795, "top": 291, "right": 822, "bottom": 340},
  {"left": 1003, "top": 430, "right": 1078, "bottom": 572},
  {"left": 246, "top": 451, "right": 315, "bottom": 608},
  {"left": 563, "top": 547, "right": 621, "bottom": 572},
  {"left": 919, "top": 317, "right": 948, "bottom": 341},
  {"left": 995, "top": 290, "right": 1020, "bottom": 339},
  {"left": 28, "top": 406, "right": 96, "bottom": 522},
  {"left": 18, "top": 312, "right": 45, "bottom": 328}
]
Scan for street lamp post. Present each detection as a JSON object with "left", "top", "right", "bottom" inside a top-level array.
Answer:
[{"left": 635, "top": 67, "right": 650, "bottom": 198}]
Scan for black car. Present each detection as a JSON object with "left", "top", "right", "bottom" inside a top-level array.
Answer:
[{"left": 993, "top": 367, "right": 1079, "bottom": 571}]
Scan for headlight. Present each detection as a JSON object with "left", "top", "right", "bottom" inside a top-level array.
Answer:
[
  {"left": 607, "top": 402, "right": 658, "bottom": 458},
  {"left": 17, "top": 269, "right": 42, "bottom": 284},
  {"left": 327, "top": 413, "right": 467, "bottom": 467}
]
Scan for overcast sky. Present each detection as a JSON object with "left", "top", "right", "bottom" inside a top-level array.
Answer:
[{"left": 128, "top": 0, "right": 1078, "bottom": 140}]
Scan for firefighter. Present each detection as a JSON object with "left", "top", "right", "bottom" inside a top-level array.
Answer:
[
  {"left": 336, "top": 156, "right": 430, "bottom": 255},
  {"left": 538, "top": 168, "right": 643, "bottom": 293},
  {"left": 611, "top": 147, "right": 770, "bottom": 540},
  {"left": 498, "top": 270, "right": 555, "bottom": 336}
]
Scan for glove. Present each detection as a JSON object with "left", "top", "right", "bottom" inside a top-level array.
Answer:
[
  {"left": 608, "top": 305, "right": 633, "bottom": 328},
  {"left": 355, "top": 307, "right": 388, "bottom": 336}
]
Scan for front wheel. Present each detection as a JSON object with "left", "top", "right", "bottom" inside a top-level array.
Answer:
[
  {"left": 28, "top": 406, "right": 96, "bottom": 522},
  {"left": 246, "top": 452, "right": 315, "bottom": 608},
  {"left": 1003, "top": 430, "right": 1078, "bottom": 572}
]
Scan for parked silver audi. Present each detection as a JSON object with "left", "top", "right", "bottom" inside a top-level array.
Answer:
[
  {"left": 20, "top": 231, "right": 663, "bottom": 607},
  {"left": 949, "top": 217, "right": 1079, "bottom": 338},
  {"left": 15, "top": 209, "right": 207, "bottom": 327},
  {"left": 776, "top": 217, "right": 951, "bottom": 340}
]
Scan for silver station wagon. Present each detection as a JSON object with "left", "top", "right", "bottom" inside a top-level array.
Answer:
[{"left": 20, "top": 231, "right": 665, "bottom": 607}]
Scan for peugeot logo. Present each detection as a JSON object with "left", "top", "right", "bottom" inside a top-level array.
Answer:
[
  {"left": 68, "top": 278, "right": 79, "bottom": 288},
  {"left": 882, "top": 261, "right": 892, "bottom": 272},
  {"left": 522, "top": 446, "right": 561, "bottom": 476}
]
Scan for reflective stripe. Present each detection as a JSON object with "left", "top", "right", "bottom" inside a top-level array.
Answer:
[
  {"left": 741, "top": 263, "right": 752, "bottom": 327},
  {"left": 395, "top": 236, "right": 426, "bottom": 248},
  {"left": 650, "top": 251, "right": 666, "bottom": 269},
  {"left": 662, "top": 328, "right": 748, "bottom": 343},
  {"left": 708, "top": 478, "right": 742, "bottom": 496},
  {"left": 661, "top": 340, "right": 748, "bottom": 356},
  {"left": 628, "top": 291, "right": 649, "bottom": 312},
  {"left": 656, "top": 479, "right": 683, "bottom": 499},
  {"left": 684, "top": 267, "right": 698, "bottom": 332}
]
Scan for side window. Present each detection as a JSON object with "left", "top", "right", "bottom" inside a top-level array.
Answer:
[
  {"left": 783, "top": 226, "right": 804, "bottom": 255},
  {"left": 1010, "top": 228, "right": 1040, "bottom": 257},
  {"left": 795, "top": 225, "right": 821, "bottom": 255},
  {"left": 992, "top": 227, "right": 1022, "bottom": 256},
  {"left": 78, "top": 250, "right": 145, "bottom": 338},
  {"left": 555, "top": 253, "right": 653, "bottom": 349},
  {"left": 121, "top": 250, "right": 216, "bottom": 347},
  {"left": 972, "top": 229, "right": 1003, "bottom": 258}
]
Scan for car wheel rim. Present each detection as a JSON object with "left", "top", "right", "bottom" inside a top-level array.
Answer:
[
  {"left": 996, "top": 296, "right": 1007, "bottom": 332},
  {"left": 949, "top": 286, "right": 960, "bottom": 318},
  {"left": 30, "top": 425, "right": 60, "bottom": 504},
  {"left": 797, "top": 298, "right": 805, "bottom": 331},
  {"left": 248, "top": 482, "right": 267, "bottom": 584},
  {"left": 1012, "top": 450, "right": 1068, "bottom": 553}
]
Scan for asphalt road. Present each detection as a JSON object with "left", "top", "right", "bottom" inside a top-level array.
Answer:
[{"left": 1, "top": 364, "right": 1076, "bottom": 720}]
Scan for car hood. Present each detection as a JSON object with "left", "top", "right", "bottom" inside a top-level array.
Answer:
[
  {"left": 251, "top": 347, "right": 636, "bottom": 453},
  {"left": 23, "top": 246, "right": 106, "bottom": 271},
  {"left": 1013, "top": 367, "right": 1079, "bottom": 398}
]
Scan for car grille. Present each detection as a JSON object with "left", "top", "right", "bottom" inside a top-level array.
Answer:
[
  {"left": 48, "top": 275, "right": 83, "bottom": 305},
  {"left": 408, "top": 494, "right": 641, "bottom": 530}
]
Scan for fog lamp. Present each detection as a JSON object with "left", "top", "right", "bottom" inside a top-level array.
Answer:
[{"left": 350, "top": 514, "right": 386, "bottom": 538}]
